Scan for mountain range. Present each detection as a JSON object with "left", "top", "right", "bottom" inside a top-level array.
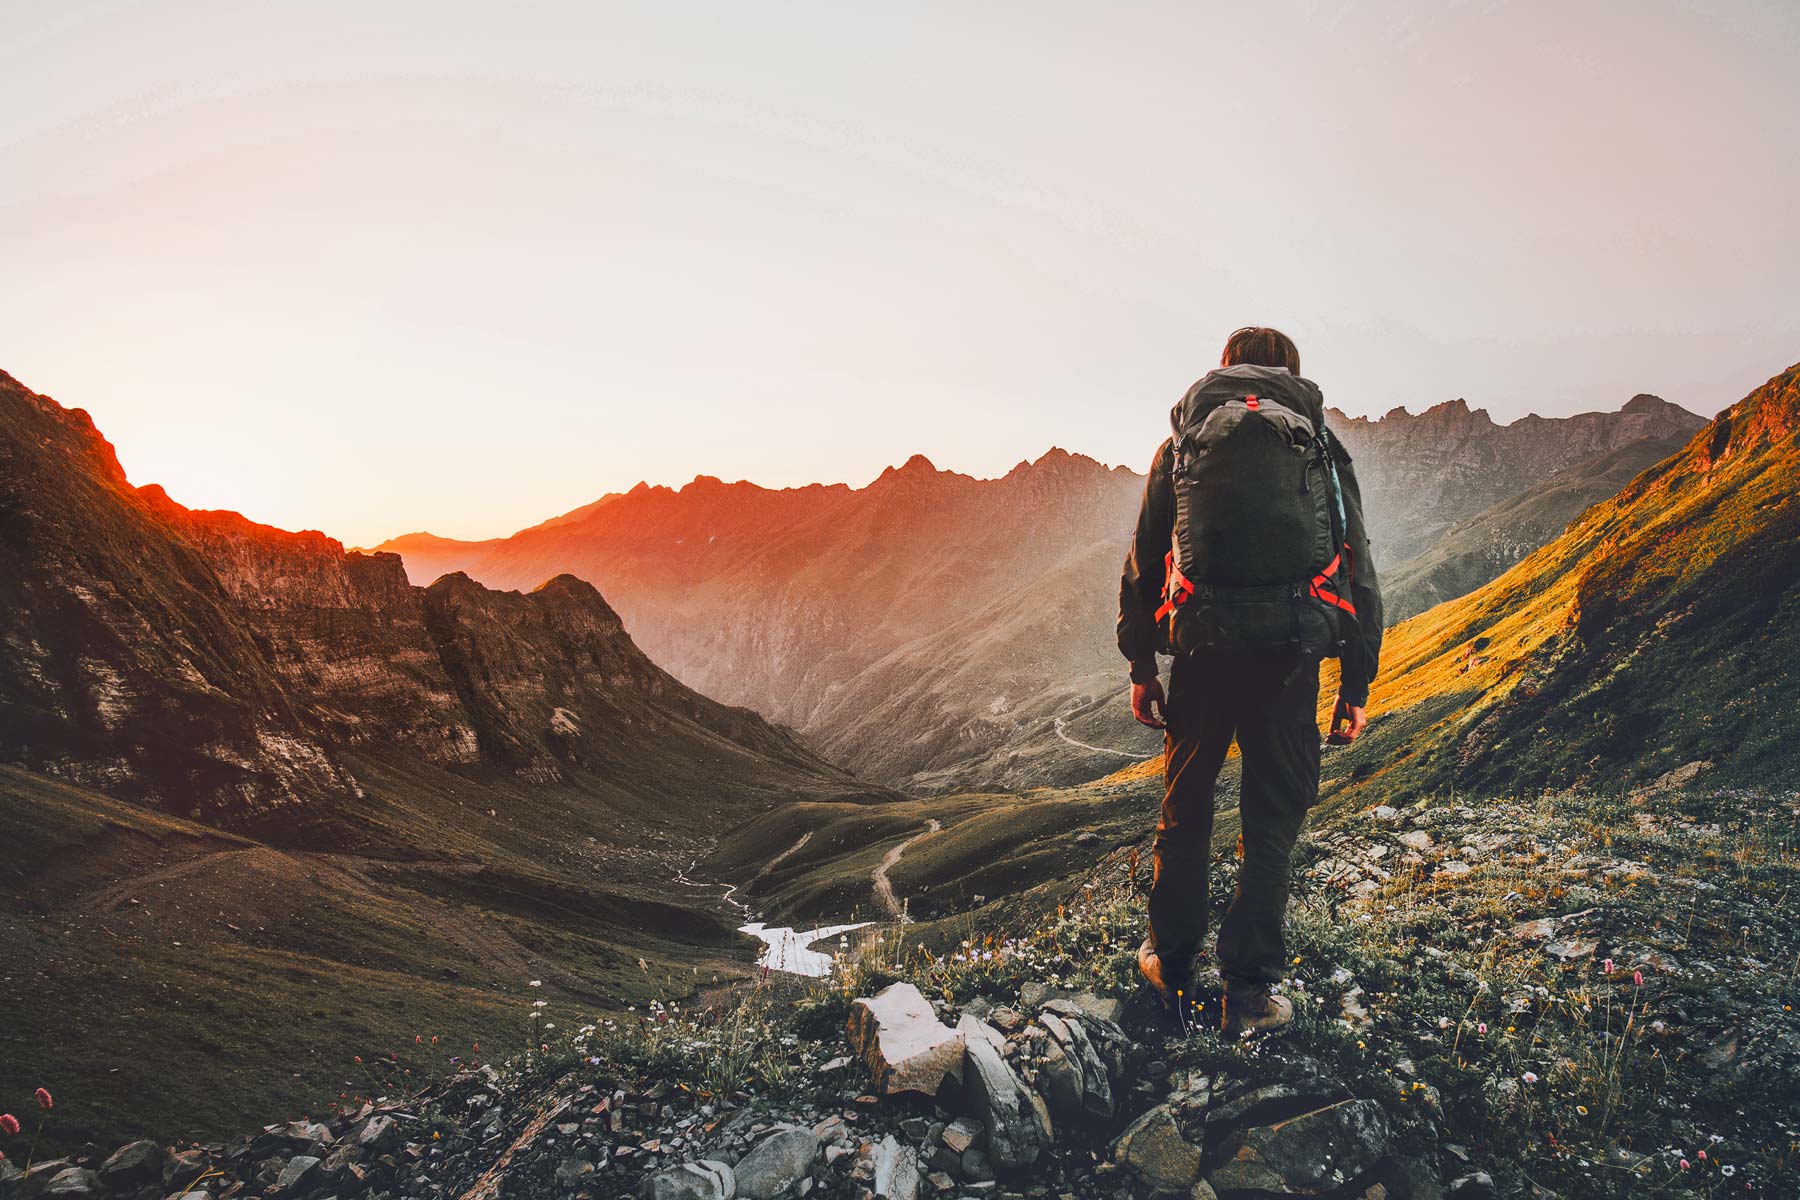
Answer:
[
  {"left": 0, "top": 357, "right": 1791, "bottom": 1163},
  {"left": 374, "top": 391, "right": 1703, "bottom": 790}
]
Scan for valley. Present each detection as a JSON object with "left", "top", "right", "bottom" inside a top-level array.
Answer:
[
  {"left": 371, "top": 392, "right": 1703, "bottom": 794},
  {"left": 2, "top": 360, "right": 1794, "bottom": 1195}
]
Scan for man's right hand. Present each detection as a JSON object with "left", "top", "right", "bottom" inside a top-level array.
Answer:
[{"left": 1131, "top": 678, "right": 1167, "bottom": 729}]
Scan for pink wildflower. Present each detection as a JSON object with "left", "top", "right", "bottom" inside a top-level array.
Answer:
[
  {"left": 1602, "top": 958, "right": 1614, "bottom": 974},
  {"left": 0, "top": 1113, "right": 18, "bottom": 1136},
  {"left": 1476, "top": 1023, "right": 1488, "bottom": 1035},
  {"left": 1634, "top": 969, "right": 1644, "bottom": 986},
  {"left": 1681, "top": 1159, "right": 1690, "bottom": 1170},
  {"left": 1699, "top": 1151, "right": 1708, "bottom": 1161},
  {"left": 33, "top": 1089, "right": 52, "bottom": 1111}
]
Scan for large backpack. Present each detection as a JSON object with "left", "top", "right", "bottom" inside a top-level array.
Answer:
[{"left": 1156, "top": 364, "right": 1358, "bottom": 658}]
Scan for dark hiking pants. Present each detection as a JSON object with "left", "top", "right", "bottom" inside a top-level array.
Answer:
[{"left": 1147, "top": 649, "right": 1321, "bottom": 993}]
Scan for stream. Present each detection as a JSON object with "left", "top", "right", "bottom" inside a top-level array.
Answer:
[{"left": 671, "top": 847, "right": 871, "bottom": 979}]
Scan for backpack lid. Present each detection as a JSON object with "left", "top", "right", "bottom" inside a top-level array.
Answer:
[{"left": 1171, "top": 364, "right": 1328, "bottom": 437}]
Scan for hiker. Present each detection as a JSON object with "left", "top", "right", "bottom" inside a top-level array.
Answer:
[{"left": 1117, "top": 326, "right": 1383, "bottom": 1037}]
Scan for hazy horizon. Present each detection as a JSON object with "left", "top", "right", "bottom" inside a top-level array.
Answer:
[{"left": 5, "top": 1, "right": 1797, "bottom": 545}]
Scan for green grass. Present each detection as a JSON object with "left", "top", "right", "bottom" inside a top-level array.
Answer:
[{"left": 0, "top": 765, "right": 755, "bottom": 1156}]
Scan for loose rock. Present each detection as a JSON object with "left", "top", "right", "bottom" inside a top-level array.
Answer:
[{"left": 847, "top": 983, "right": 966, "bottom": 1096}]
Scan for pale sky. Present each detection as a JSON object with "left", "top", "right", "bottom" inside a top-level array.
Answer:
[{"left": 4, "top": 1, "right": 1797, "bottom": 546}]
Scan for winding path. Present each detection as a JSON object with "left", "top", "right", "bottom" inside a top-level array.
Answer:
[
  {"left": 751, "top": 831, "right": 813, "bottom": 884},
  {"left": 1054, "top": 715, "right": 1156, "bottom": 760},
  {"left": 872, "top": 819, "right": 942, "bottom": 918}
]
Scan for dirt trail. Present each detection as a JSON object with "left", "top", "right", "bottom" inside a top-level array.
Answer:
[
  {"left": 751, "top": 831, "right": 813, "bottom": 883},
  {"left": 872, "top": 819, "right": 941, "bottom": 918},
  {"left": 1054, "top": 715, "right": 1156, "bottom": 759}
]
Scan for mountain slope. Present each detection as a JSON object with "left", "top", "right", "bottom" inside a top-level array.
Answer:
[
  {"left": 1329, "top": 392, "right": 1704, "bottom": 565},
  {"left": 1381, "top": 431, "right": 1693, "bottom": 622},
  {"left": 1316, "top": 362, "right": 1800, "bottom": 802},
  {"left": 0, "top": 366, "right": 895, "bottom": 1151},
  {"left": 374, "top": 395, "right": 1702, "bottom": 791}
]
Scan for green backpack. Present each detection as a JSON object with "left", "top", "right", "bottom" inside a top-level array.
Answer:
[{"left": 1156, "top": 365, "right": 1357, "bottom": 658}]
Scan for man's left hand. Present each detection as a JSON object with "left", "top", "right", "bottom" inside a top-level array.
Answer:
[{"left": 1329, "top": 697, "right": 1367, "bottom": 743}]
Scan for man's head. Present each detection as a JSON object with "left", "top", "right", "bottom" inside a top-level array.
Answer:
[{"left": 1221, "top": 326, "right": 1301, "bottom": 376}]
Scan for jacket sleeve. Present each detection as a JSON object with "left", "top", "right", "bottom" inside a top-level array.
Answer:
[
  {"left": 1333, "top": 446, "right": 1384, "bottom": 707},
  {"left": 1117, "top": 438, "right": 1175, "bottom": 684}
]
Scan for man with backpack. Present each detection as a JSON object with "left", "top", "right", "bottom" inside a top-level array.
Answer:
[{"left": 1117, "top": 327, "right": 1383, "bottom": 1037}]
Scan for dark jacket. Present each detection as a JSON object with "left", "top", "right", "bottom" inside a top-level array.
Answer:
[{"left": 1116, "top": 369, "right": 1385, "bottom": 705}]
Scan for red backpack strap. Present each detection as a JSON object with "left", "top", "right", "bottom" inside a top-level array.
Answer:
[
  {"left": 1155, "top": 550, "right": 1196, "bottom": 621},
  {"left": 1308, "top": 547, "right": 1357, "bottom": 617}
]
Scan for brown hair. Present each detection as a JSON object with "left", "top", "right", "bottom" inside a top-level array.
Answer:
[{"left": 1221, "top": 326, "right": 1301, "bottom": 376}]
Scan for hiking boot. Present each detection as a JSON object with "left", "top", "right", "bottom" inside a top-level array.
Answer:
[
  {"left": 1137, "top": 937, "right": 1185, "bottom": 1008},
  {"left": 1222, "top": 985, "right": 1294, "bottom": 1038}
]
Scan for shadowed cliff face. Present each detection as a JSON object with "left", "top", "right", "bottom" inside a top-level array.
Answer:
[
  {"left": 0, "top": 372, "right": 358, "bottom": 822},
  {"left": 0, "top": 368, "right": 875, "bottom": 832}
]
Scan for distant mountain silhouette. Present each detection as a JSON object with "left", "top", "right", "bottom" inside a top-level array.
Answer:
[{"left": 375, "top": 396, "right": 1702, "bottom": 790}]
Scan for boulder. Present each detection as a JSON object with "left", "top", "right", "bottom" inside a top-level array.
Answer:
[
  {"left": 163, "top": 1148, "right": 212, "bottom": 1190},
  {"left": 275, "top": 1154, "right": 322, "bottom": 1194},
  {"left": 98, "top": 1140, "right": 163, "bottom": 1191},
  {"left": 15, "top": 1159, "right": 73, "bottom": 1200},
  {"left": 1208, "top": 1099, "right": 1389, "bottom": 1195},
  {"left": 41, "top": 1168, "right": 104, "bottom": 1199},
  {"left": 847, "top": 983, "right": 965, "bottom": 1096},
  {"left": 1111, "top": 1105, "right": 1202, "bottom": 1192},
  {"left": 355, "top": 1113, "right": 403, "bottom": 1152},
  {"left": 733, "top": 1125, "right": 818, "bottom": 1200},
  {"left": 962, "top": 1017, "right": 1050, "bottom": 1171},
  {"left": 871, "top": 1135, "right": 922, "bottom": 1200},
  {"left": 252, "top": 1120, "right": 333, "bottom": 1158},
  {"left": 648, "top": 1160, "right": 735, "bottom": 1200}
]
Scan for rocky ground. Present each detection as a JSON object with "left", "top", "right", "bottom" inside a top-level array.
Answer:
[{"left": 3, "top": 770, "right": 1794, "bottom": 1199}]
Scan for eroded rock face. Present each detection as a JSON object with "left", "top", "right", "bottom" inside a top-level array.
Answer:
[
  {"left": 1031, "top": 1000, "right": 1122, "bottom": 1123},
  {"left": 1208, "top": 1098, "right": 1390, "bottom": 1195},
  {"left": 962, "top": 1016, "right": 1051, "bottom": 1171},
  {"left": 847, "top": 983, "right": 966, "bottom": 1097}
]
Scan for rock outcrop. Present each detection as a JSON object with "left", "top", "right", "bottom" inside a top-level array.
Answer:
[{"left": 0, "top": 368, "right": 882, "bottom": 833}]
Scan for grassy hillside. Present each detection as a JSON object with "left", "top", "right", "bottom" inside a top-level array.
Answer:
[{"left": 0, "top": 766, "right": 764, "bottom": 1155}]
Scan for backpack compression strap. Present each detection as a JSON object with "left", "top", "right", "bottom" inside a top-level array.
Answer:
[
  {"left": 1154, "top": 550, "right": 1195, "bottom": 622},
  {"left": 1156, "top": 548, "right": 1358, "bottom": 621},
  {"left": 1309, "top": 550, "right": 1357, "bottom": 617}
]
